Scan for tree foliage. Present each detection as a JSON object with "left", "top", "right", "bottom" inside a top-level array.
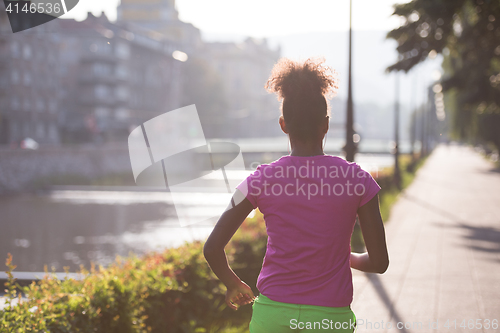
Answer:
[{"left": 387, "top": 0, "right": 500, "bottom": 152}]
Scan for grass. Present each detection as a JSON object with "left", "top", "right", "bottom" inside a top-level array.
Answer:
[{"left": 378, "top": 154, "right": 428, "bottom": 221}]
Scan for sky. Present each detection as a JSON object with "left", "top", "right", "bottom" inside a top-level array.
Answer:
[{"left": 62, "top": 0, "right": 409, "bottom": 35}]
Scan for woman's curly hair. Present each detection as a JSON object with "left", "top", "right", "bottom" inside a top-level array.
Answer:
[
  {"left": 265, "top": 57, "right": 338, "bottom": 100},
  {"left": 265, "top": 57, "right": 339, "bottom": 142}
]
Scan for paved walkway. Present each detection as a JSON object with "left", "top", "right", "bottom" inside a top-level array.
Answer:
[{"left": 351, "top": 144, "right": 500, "bottom": 332}]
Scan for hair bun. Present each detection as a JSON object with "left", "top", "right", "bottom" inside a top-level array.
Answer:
[{"left": 265, "top": 57, "right": 338, "bottom": 100}]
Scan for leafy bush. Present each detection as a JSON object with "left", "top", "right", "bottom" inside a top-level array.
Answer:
[
  {"left": 1, "top": 214, "right": 267, "bottom": 333},
  {"left": 376, "top": 154, "right": 428, "bottom": 222}
]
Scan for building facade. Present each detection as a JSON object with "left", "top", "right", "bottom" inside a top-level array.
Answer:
[
  {"left": 201, "top": 38, "right": 281, "bottom": 138},
  {"left": 0, "top": 9, "right": 61, "bottom": 145},
  {"left": 1, "top": 0, "right": 281, "bottom": 145},
  {"left": 117, "top": 0, "right": 202, "bottom": 52},
  {"left": 117, "top": 0, "right": 282, "bottom": 139},
  {"left": 55, "top": 13, "right": 184, "bottom": 143}
]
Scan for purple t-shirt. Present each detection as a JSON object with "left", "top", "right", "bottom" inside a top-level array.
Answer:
[{"left": 235, "top": 154, "right": 380, "bottom": 307}]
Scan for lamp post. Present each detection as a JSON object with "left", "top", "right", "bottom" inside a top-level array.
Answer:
[
  {"left": 411, "top": 70, "right": 418, "bottom": 161},
  {"left": 421, "top": 89, "right": 428, "bottom": 157},
  {"left": 394, "top": 72, "right": 401, "bottom": 190},
  {"left": 344, "top": 0, "right": 356, "bottom": 162}
]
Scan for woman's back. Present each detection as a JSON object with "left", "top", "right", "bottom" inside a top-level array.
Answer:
[{"left": 237, "top": 154, "right": 380, "bottom": 307}]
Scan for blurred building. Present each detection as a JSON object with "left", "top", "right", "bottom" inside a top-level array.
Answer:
[
  {"left": 54, "top": 13, "right": 184, "bottom": 143},
  {"left": 0, "top": 10, "right": 61, "bottom": 145},
  {"left": 0, "top": 0, "right": 282, "bottom": 145},
  {"left": 117, "top": 0, "right": 281, "bottom": 139},
  {"left": 201, "top": 38, "right": 281, "bottom": 138},
  {"left": 0, "top": 10, "right": 185, "bottom": 145},
  {"left": 117, "top": 0, "right": 203, "bottom": 52}
]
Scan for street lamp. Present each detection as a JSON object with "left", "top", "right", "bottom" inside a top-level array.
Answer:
[
  {"left": 411, "top": 69, "right": 418, "bottom": 161},
  {"left": 394, "top": 72, "right": 401, "bottom": 190},
  {"left": 344, "top": 0, "right": 356, "bottom": 162}
]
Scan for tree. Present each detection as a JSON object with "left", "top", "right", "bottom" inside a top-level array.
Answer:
[{"left": 386, "top": 0, "right": 500, "bottom": 153}]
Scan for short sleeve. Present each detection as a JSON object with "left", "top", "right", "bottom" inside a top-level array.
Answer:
[
  {"left": 235, "top": 165, "right": 262, "bottom": 209},
  {"left": 358, "top": 167, "right": 381, "bottom": 207}
]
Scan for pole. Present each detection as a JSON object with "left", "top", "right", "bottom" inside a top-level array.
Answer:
[
  {"left": 411, "top": 70, "right": 417, "bottom": 161},
  {"left": 420, "top": 91, "right": 425, "bottom": 157},
  {"left": 344, "top": 0, "right": 356, "bottom": 162},
  {"left": 394, "top": 72, "right": 401, "bottom": 190}
]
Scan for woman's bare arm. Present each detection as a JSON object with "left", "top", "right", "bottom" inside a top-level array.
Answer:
[
  {"left": 203, "top": 191, "right": 256, "bottom": 309},
  {"left": 350, "top": 194, "right": 389, "bottom": 273}
]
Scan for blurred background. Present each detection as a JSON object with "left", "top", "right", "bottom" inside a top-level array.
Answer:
[{"left": 0, "top": 0, "right": 498, "bottom": 273}]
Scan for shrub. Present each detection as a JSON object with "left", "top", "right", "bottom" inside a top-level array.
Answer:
[{"left": 1, "top": 214, "right": 267, "bottom": 333}]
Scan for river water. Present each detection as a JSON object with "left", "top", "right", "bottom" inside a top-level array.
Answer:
[{"left": 0, "top": 153, "right": 396, "bottom": 273}]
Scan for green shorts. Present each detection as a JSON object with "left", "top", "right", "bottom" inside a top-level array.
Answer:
[{"left": 249, "top": 294, "right": 356, "bottom": 333}]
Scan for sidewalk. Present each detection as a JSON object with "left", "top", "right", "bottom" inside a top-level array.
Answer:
[{"left": 351, "top": 144, "right": 500, "bottom": 332}]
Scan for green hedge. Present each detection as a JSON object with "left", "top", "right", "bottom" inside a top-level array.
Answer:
[
  {"left": 376, "top": 154, "right": 428, "bottom": 222},
  {"left": 1, "top": 215, "right": 267, "bottom": 333}
]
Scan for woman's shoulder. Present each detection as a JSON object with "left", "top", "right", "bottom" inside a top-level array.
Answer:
[
  {"left": 325, "top": 155, "right": 367, "bottom": 169},
  {"left": 319, "top": 154, "right": 365, "bottom": 169},
  {"left": 257, "top": 154, "right": 365, "bottom": 171}
]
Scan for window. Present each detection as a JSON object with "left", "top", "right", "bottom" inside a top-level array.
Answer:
[
  {"left": 37, "top": 48, "right": 45, "bottom": 61},
  {"left": 93, "top": 63, "right": 112, "bottom": 76},
  {"left": 11, "top": 70, "right": 20, "bottom": 84},
  {"left": 36, "top": 99, "right": 45, "bottom": 112},
  {"left": 115, "top": 108, "right": 129, "bottom": 120},
  {"left": 95, "top": 107, "right": 110, "bottom": 118},
  {"left": 10, "top": 121, "right": 18, "bottom": 138},
  {"left": 36, "top": 123, "right": 45, "bottom": 138},
  {"left": 23, "top": 72, "right": 32, "bottom": 86},
  {"left": 89, "top": 40, "right": 112, "bottom": 54},
  {"left": 23, "top": 98, "right": 31, "bottom": 111},
  {"left": 115, "top": 42, "right": 130, "bottom": 59},
  {"left": 94, "top": 85, "right": 109, "bottom": 100},
  {"left": 10, "top": 42, "right": 19, "bottom": 57},
  {"left": 49, "top": 124, "right": 58, "bottom": 141},
  {"left": 100, "top": 40, "right": 112, "bottom": 54},
  {"left": 116, "top": 65, "right": 128, "bottom": 79},
  {"left": 11, "top": 96, "right": 20, "bottom": 110},
  {"left": 115, "top": 86, "right": 128, "bottom": 100},
  {"left": 23, "top": 122, "right": 30, "bottom": 136},
  {"left": 48, "top": 100, "right": 57, "bottom": 113},
  {"left": 146, "top": 66, "right": 160, "bottom": 85},
  {"left": 23, "top": 44, "right": 32, "bottom": 59}
]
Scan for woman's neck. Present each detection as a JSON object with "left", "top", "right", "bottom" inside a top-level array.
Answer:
[{"left": 289, "top": 136, "right": 325, "bottom": 157}]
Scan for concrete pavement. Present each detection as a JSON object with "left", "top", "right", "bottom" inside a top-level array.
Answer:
[{"left": 351, "top": 144, "right": 500, "bottom": 332}]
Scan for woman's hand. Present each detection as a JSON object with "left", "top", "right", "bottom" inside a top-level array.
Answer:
[{"left": 225, "top": 280, "right": 255, "bottom": 310}]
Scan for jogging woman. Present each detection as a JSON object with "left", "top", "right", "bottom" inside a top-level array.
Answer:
[{"left": 204, "top": 57, "right": 389, "bottom": 332}]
